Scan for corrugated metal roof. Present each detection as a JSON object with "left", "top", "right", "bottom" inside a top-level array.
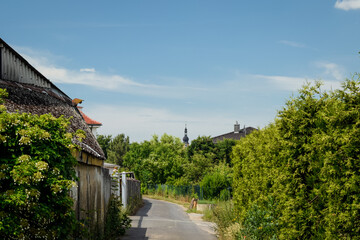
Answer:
[{"left": 0, "top": 38, "right": 70, "bottom": 101}]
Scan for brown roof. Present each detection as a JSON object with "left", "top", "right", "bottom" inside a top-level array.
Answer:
[
  {"left": 0, "top": 79, "right": 105, "bottom": 160},
  {"left": 212, "top": 127, "right": 257, "bottom": 143}
]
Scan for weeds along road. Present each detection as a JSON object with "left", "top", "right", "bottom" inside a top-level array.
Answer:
[{"left": 121, "top": 197, "right": 217, "bottom": 240}]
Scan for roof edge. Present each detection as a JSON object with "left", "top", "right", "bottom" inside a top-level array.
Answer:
[{"left": 0, "top": 38, "right": 71, "bottom": 102}]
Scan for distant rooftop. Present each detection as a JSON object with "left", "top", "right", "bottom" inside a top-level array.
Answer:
[{"left": 212, "top": 122, "right": 257, "bottom": 143}]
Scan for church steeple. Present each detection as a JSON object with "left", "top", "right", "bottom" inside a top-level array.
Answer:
[{"left": 183, "top": 124, "right": 189, "bottom": 147}]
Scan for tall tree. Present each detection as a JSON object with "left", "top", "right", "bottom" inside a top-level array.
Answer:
[
  {"left": 107, "top": 134, "right": 130, "bottom": 166},
  {"left": 215, "top": 138, "right": 237, "bottom": 165},
  {"left": 96, "top": 134, "right": 112, "bottom": 159},
  {"left": 187, "top": 136, "right": 216, "bottom": 159},
  {"left": 123, "top": 134, "right": 186, "bottom": 186}
]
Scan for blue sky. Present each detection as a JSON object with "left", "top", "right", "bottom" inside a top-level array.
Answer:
[{"left": 1, "top": 0, "right": 360, "bottom": 142}]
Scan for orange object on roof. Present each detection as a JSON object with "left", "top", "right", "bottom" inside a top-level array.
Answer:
[
  {"left": 72, "top": 98, "right": 84, "bottom": 105},
  {"left": 77, "top": 106, "right": 102, "bottom": 126}
]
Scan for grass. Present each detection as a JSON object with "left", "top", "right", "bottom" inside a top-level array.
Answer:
[
  {"left": 143, "top": 194, "right": 190, "bottom": 209},
  {"left": 144, "top": 193, "right": 206, "bottom": 214},
  {"left": 144, "top": 191, "right": 222, "bottom": 221},
  {"left": 198, "top": 199, "right": 217, "bottom": 204},
  {"left": 186, "top": 208, "right": 203, "bottom": 214}
]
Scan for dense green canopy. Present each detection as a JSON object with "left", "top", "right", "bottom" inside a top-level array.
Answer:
[{"left": 232, "top": 77, "right": 360, "bottom": 239}]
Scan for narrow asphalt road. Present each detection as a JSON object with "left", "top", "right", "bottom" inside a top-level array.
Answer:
[{"left": 121, "top": 198, "right": 217, "bottom": 240}]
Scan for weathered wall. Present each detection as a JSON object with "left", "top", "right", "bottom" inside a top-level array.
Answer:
[
  {"left": 126, "top": 178, "right": 141, "bottom": 203},
  {"left": 70, "top": 155, "right": 111, "bottom": 230},
  {"left": 121, "top": 178, "right": 142, "bottom": 212}
]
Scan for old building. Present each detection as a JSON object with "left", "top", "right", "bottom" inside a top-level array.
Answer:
[
  {"left": 0, "top": 38, "right": 111, "bottom": 229},
  {"left": 212, "top": 121, "right": 257, "bottom": 143}
]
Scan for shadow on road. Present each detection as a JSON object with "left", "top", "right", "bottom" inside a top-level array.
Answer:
[{"left": 121, "top": 198, "right": 152, "bottom": 240}]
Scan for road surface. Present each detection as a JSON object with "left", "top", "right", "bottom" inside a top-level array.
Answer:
[{"left": 121, "top": 198, "right": 217, "bottom": 240}]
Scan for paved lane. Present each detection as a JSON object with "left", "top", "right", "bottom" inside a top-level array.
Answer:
[{"left": 121, "top": 198, "right": 217, "bottom": 240}]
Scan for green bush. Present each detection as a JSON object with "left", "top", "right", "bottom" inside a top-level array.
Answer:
[
  {"left": 104, "top": 195, "right": 131, "bottom": 239},
  {"left": 0, "top": 88, "right": 83, "bottom": 239},
  {"left": 219, "top": 189, "right": 231, "bottom": 201},
  {"left": 209, "top": 201, "right": 239, "bottom": 239},
  {"left": 232, "top": 77, "right": 360, "bottom": 239},
  {"left": 242, "top": 199, "right": 278, "bottom": 240},
  {"left": 200, "top": 163, "right": 232, "bottom": 200}
]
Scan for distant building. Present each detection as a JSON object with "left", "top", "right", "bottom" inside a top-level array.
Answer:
[
  {"left": 183, "top": 124, "right": 189, "bottom": 147},
  {"left": 212, "top": 121, "right": 257, "bottom": 143},
  {"left": 77, "top": 106, "right": 102, "bottom": 135}
]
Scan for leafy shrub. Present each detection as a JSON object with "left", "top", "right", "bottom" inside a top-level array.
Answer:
[
  {"left": 209, "top": 201, "right": 239, "bottom": 239},
  {"left": 104, "top": 195, "right": 131, "bottom": 239},
  {"left": 0, "top": 88, "right": 83, "bottom": 239},
  {"left": 232, "top": 77, "right": 360, "bottom": 239},
  {"left": 200, "top": 163, "right": 232, "bottom": 200},
  {"left": 201, "top": 172, "right": 226, "bottom": 199},
  {"left": 219, "top": 189, "right": 231, "bottom": 201},
  {"left": 242, "top": 200, "right": 278, "bottom": 240}
]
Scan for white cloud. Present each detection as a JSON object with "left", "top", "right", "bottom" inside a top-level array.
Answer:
[
  {"left": 80, "top": 68, "right": 96, "bottom": 73},
  {"left": 335, "top": 0, "right": 360, "bottom": 10},
  {"left": 18, "top": 49, "right": 210, "bottom": 99},
  {"left": 279, "top": 40, "right": 306, "bottom": 48},
  {"left": 250, "top": 61, "right": 345, "bottom": 92},
  {"left": 315, "top": 62, "right": 345, "bottom": 81},
  {"left": 21, "top": 52, "right": 146, "bottom": 89},
  {"left": 253, "top": 74, "right": 341, "bottom": 92},
  {"left": 253, "top": 74, "right": 310, "bottom": 91}
]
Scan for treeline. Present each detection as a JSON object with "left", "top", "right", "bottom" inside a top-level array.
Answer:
[
  {"left": 98, "top": 76, "right": 360, "bottom": 239},
  {"left": 97, "top": 134, "right": 236, "bottom": 200}
]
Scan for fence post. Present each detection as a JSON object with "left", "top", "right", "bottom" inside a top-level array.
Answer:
[{"left": 121, "top": 172, "right": 127, "bottom": 208}]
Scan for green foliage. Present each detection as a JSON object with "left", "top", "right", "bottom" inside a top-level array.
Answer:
[
  {"left": 183, "top": 152, "right": 215, "bottom": 183},
  {"left": 232, "top": 124, "right": 282, "bottom": 224},
  {"left": 123, "top": 133, "right": 237, "bottom": 193},
  {"left": 104, "top": 195, "right": 131, "bottom": 239},
  {"left": 215, "top": 139, "right": 237, "bottom": 165},
  {"left": 219, "top": 189, "right": 231, "bottom": 201},
  {"left": 0, "top": 89, "right": 82, "bottom": 239},
  {"left": 146, "top": 183, "right": 203, "bottom": 202},
  {"left": 232, "top": 76, "right": 360, "bottom": 239},
  {"left": 242, "top": 199, "right": 278, "bottom": 240},
  {"left": 200, "top": 162, "right": 232, "bottom": 200},
  {"left": 209, "top": 201, "right": 239, "bottom": 239},
  {"left": 107, "top": 133, "right": 130, "bottom": 166},
  {"left": 123, "top": 134, "right": 186, "bottom": 185},
  {"left": 187, "top": 135, "right": 216, "bottom": 159},
  {"left": 96, "top": 134, "right": 112, "bottom": 159}
]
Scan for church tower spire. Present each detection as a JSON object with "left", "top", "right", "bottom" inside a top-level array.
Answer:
[{"left": 183, "top": 124, "right": 189, "bottom": 147}]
